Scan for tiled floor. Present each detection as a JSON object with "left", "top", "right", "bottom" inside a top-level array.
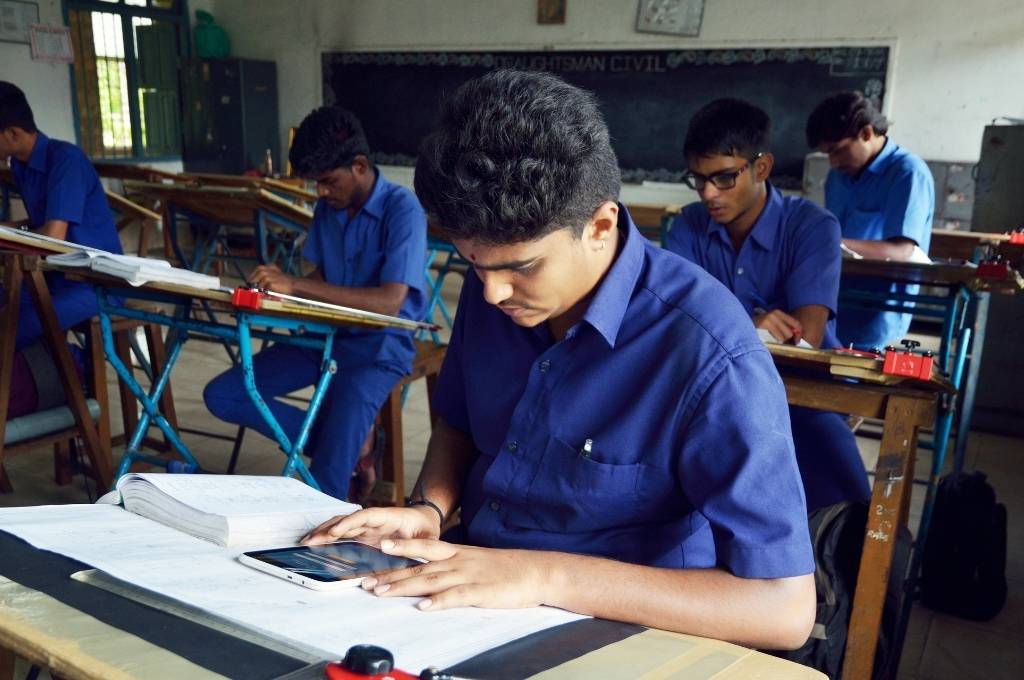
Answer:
[{"left": 0, "top": 268, "right": 1020, "bottom": 679}]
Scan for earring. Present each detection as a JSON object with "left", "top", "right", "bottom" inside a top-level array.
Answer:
[{"left": 596, "top": 240, "right": 606, "bottom": 251}]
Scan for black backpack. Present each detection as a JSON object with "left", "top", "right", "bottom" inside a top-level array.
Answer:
[
  {"left": 776, "top": 502, "right": 913, "bottom": 680},
  {"left": 776, "top": 502, "right": 867, "bottom": 679},
  {"left": 920, "top": 471, "right": 1008, "bottom": 621}
]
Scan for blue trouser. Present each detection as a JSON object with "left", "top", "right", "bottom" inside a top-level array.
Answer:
[
  {"left": 203, "top": 343, "right": 406, "bottom": 500},
  {"left": 790, "top": 405, "right": 872, "bottom": 513},
  {"left": 15, "top": 282, "right": 99, "bottom": 351}
]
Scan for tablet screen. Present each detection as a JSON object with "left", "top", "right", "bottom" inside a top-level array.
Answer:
[{"left": 244, "top": 542, "right": 420, "bottom": 582}]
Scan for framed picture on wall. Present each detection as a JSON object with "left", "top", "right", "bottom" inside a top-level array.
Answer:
[
  {"left": 635, "top": 0, "right": 705, "bottom": 37},
  {"left": 537, "top": 0, "right": 566, "bottom": 25},
  {"left": 0, "top": 0, "right": 39, "bottom": 44}
]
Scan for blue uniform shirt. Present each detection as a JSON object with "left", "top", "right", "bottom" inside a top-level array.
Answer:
[
  {"left": 302, "top": 168, "right": 427, "bottom": 368},
  {"left": 665, "top": 183, "right": 842, "bottom": 348},
  {"left": 434, "top": 208, "right": 814, "bottom": 579},
  {"left": 665, "top": 185, "right": 871, "bottom": 512},
  {"left": 10, "top": 131, "right": 123, "bottom": 262},
  {"left": 826, "top": 139, "right": 934, "bottom": 348}
]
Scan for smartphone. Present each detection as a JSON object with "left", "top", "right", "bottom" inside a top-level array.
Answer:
[{"left": 238, "top": 541, "right": 422, "bottom": 591}]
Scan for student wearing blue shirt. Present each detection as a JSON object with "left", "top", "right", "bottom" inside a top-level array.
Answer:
[
  {"left": 664, "top": 98, "right": 870, "bottom": 512},
  {"left": 0, "top": 81, "right": 123, "bottom": 349},
  {"left": 806, "top": 91, "right": 934, "bottom": 349},
  {"left": 203, "top": 107, "right": 427, "bottom": 501},
  {"left": 305, "top": 71, "right": 815, "bottom": 649}
]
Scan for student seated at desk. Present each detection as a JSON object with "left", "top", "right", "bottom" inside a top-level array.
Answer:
[
  {"left": 663, "top": 98, "right": 870, "bottom": 512},
  {"left": 304, "top": 70, "right": 815, "bottom": 650},
  {"left": 203, "top": 107, "right": 426, "bottom": 501},
  {"left": 806, "top": 91, "right": 934, "bottom": 349},
  {"left": 0, "top": 82, "right": 123, "bottom": 349}
]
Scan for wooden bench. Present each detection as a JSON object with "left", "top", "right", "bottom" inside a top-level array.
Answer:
[{"left": 372, "top": 340, "right": 447, "bottom": 505}]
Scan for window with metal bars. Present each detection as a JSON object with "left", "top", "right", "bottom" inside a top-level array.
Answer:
[{"left": 66, "top": 0, "right": 187, "bottom": 160}]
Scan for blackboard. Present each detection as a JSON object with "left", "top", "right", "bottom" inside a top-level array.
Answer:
[{"left": 323, "top": 46, "right": 888, "bottom": 189}]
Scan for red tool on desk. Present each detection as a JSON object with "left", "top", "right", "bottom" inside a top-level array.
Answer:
[
  {"left": 231, "top": 285, "right": 264, "bottom": 310},
  {"left": 324, "top": 644, "right": 466, "bottom": 680},
  {"left": 977, "top": 255, "right": 1013, "bottom": 280},
  {"left": 882, "top": 339, "right": 935, "bottom": 381}
]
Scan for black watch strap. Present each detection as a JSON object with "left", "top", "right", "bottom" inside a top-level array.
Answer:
[{"left": 407, "top": 498, "right": 445, "bottom": 527}]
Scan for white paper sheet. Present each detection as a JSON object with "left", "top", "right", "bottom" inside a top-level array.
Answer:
[{"left": 0, "top": 505, "right": 585, "bottom": 671}]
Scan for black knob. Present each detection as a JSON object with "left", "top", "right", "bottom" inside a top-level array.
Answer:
[
  {"left": 900, "top": 339, "right": 921, "bottom": 351},
  {"left": 341, "top": 645, "right": 394, "bottom": 675}
]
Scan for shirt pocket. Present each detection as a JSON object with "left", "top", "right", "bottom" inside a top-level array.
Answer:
[
  {"left": 340, "top": 237, "right": 385, "bottom": 287},
  {"left": 518, "top": 436, "right": 669, "bottom": 533}
]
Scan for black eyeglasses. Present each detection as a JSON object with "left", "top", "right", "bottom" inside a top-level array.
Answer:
[{"left": 681, "top": 154, "right": 762, "bottom": 191}]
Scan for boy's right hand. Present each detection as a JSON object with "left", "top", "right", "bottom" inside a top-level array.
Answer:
[
  {"left": 753, "top": 309, "right": 803, "bottom": 343},
  {"left": 300, "top": 506, "right": 442, "bottom": 546}
]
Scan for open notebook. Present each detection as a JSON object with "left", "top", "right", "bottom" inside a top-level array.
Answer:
[{"left": 47, "top": 250, "right": 222, "bottom": 290}]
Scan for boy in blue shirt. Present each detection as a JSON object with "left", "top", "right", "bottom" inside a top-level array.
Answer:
[
  {"left": 806, "top": 91, "right": 934, "bottom": 349},
  {"left": 0, "top": 81, "right": 123, "bottom": 349},
  {"left": 203, "top": 107, "right": 427, "bottom": 501},
  {"left": 304, "top": 71, "right": 815, "bottom": 649},
  {"left": 664, "top": 98, "right": 870, "bottom": 512}
]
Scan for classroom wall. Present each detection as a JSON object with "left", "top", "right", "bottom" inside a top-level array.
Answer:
[
  {"left": 209, "top": 0, "right": 1024, "bottom": 204},
  {"left": 211, "top": 0, "right": 1024, "bottom": 177},
  {"left": 1, "top": 0, "right": 76, "bottom": 142}
]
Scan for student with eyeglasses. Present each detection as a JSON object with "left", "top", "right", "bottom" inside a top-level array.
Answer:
[
  {"left": 664, "top": 98, "right": 870, "bottom": 513},
  {"left": 806, "top": 91, "right": 934, "bottom": 350}
]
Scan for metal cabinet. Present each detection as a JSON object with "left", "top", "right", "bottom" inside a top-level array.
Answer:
[
  {"left": 971, "top": 124, "right": 1024, "bottom": 436},
  {"left": 181, "top": 59, "right": 279, "bottom": 175}
]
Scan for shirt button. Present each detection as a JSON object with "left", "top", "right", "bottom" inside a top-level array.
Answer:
[
  {"left": 539, "top": 359, "right": 551, "bottom": 372},
  {"left": 737, "top": 267, "right": 745, "bottom": 275},
  {"left": 489, "top": 500, "right": 501, "bottom": 511},
  {"left": 507, "top": 441, "right": 518, "bottom": 452}
]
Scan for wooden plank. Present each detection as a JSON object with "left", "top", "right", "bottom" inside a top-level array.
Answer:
[
  {"left": 24, "top": 268, "right": 112, "bottom": 490},
  {"left": 781, "top": 375, "right": 890, "bottom": 419},
  {"left": 842, "top": 394, "right": 933, "bottom": 680},
  {"left": 0, "top": 261, "right": 24, "bottom": 494},
  {"left": 105, "top": 190, "right": 161, "bottom": 223}
]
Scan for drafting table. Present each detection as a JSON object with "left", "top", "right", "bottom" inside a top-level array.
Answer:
[
  {"left": 624, "top": 203, "right": 681, "bottom": 244},
  {"left": 0, "top": 531, "right": 823, "bottom": 680},
  {"left": 839, "top": 256, "right": 1022, "bottom": 466},
  {"left": 0, "top": 228, "right": 113, "bottom": 491},
  {"left": 48, "top": 260, "right": 430, "bottom": 490},
  {"left": 123, "top": 181, "right": 313, "bottom": 277},
  {"left": 181, "top": 172, "right": 318, "bottom": 206},
  {"left": 767, "top": 343, "right": 951, "bottom": 680}
]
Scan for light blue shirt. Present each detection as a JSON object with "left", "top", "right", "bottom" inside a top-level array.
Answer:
[{"left": 826, "top": 139, "right": 934, "bottom": 348}]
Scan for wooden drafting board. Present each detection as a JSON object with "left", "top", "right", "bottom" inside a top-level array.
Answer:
[
  {"left": 48, "top": 264, "right": 423, "bottom": 333},
  {"left": 182, "top": 173, "right": 317, "bottom": 204},
  {"left": 92, "top": 162, "right": 180, "bottom": 183},
  {"left": 766, "top": 342, "right": 954, "bottom": 392},
  {"left": 124, "top": 181, "right": 312, "bottom": 228},
  {"left": 928, "top": 228, "right": 1024, "bottom": 269},
  {"left": 842, "top": 256, "right": 1024, "bottom": 293}
]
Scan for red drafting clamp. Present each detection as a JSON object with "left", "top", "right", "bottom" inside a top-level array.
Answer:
[
  {"left": 324, "top": 644, "right": 463, "bottom": 680},
  {"left": 882, "top": 340, "right": 934, "bottom": 381},
  {"left": 231, "top": 285, "right": 265, "bottom": 310},
  {"left": 977, "top": 255, "right": 1012, "bottom": 280}
]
